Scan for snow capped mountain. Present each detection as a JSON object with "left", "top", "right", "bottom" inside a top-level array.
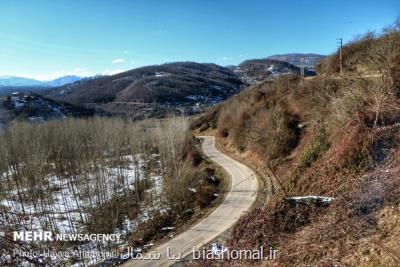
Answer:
[
  {"left": 0, "top": 76, "right": 44, "bottom": 87},
  {"left": 45, "top": 75, "right": 82, "bottom": 87},
  {"left": 0, "top": 75, "right": 83, "bottom": 87}
]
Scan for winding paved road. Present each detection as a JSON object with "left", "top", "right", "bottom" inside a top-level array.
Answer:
[{"left": 122, "top": 136, "right": 258, "bottom": 267}]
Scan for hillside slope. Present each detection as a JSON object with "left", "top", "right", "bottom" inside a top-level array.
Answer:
[
  {"left": 191, "top": 22, "right": 400, "bottom": 266},
  {"left": 267, "top": 53, "right": 326, "bottom": 71},
  {"left": 46, "top": 62, "right": 242, "bottom": 104},
  {"left": 44, "top": 62, "right": 243, "bottom": 118},
  {"left": 44, "top": 59, "right": 317, "bottom": 118},
  {"left": 0, "top": 92, "right": 95, "bottom": 124},
  {"left": 231, "top": 58, "right": 315, "bottom": 85}
]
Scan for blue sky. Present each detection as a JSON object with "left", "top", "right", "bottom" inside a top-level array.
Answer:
[{"left": 0, "top": 0, "right": 398, "bottom": 80}]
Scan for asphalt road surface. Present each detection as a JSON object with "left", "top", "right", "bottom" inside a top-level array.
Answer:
[{"left": 122, "top": 136, "right": 258, "bottom": 267}]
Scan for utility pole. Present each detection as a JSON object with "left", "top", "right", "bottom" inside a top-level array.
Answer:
[{"left": 337, "top": 37, "right": 343, "bottom": 76}]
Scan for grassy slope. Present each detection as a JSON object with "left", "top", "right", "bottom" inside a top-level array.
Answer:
[{"left": 190, "top": 24, "right": 400, "bottom": 266}]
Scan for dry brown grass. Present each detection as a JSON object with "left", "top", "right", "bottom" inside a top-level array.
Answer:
[{"left": 189, "top": 20, "right": 400, "bottom": 267}]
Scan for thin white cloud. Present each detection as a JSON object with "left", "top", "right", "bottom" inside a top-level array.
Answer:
[
  {"left": 112, "top": 58, "right": 124, "bottom": 64},
  {"left": 221, "top": 57, "right": 233, "bottom": 61},
  {"left": 72, "top": 68, "right": 92, "bottom": 76},
  {"left": 103, "top": 69, "right": 126, "bottom": 76},
  {"left": 123, "top": 50, "right": 129, "bottom": 54}
]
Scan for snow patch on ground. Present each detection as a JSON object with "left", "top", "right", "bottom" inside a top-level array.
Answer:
[
  {"left": 185, "top": 95, "right": 206, "bottom": 101},
  {"left": 154, "top": 72, "right": 169, "bottom": 78},
  {"left": 285, "top": 196, "right": 334, "bottom": 204},
  {"left": 11, "top": 96, "right": 26, "bottom": 108}
]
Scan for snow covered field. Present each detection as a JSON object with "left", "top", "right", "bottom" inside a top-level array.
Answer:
[
  {"left": 0, "top": 153, "right": 164, "bottom": 266},
  {"left": 0, "top": 117, "right": 199, "bottom": 267}
]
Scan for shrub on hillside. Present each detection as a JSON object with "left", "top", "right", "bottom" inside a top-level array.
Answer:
[
  {"left": 249, "top": 105, "right": 300, "bottom": 161},
  {"left": 298, "top": 128, "right": 329, "bottom": 169},
  {"left": 196, "top": 184, "right": 216, "bottom": 208}
]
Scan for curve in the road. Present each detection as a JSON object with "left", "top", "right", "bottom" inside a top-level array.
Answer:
[{"left": 122, "top": 136, "right": 258, "bottom": 267}]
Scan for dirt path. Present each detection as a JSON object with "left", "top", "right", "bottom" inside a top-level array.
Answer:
[{"left": 121, "top": 136, "right": 258, "bottom": 267}]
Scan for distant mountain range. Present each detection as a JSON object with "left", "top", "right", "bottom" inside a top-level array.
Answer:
[
  {"left": 0, "top": 75, "right": 82, "bottom": 88},
  {"left": 43, "top": 56, "right": 322, "bottom": 118},
  {"left": 1, "top": 53, "right": 325, "bottom": 120}
]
